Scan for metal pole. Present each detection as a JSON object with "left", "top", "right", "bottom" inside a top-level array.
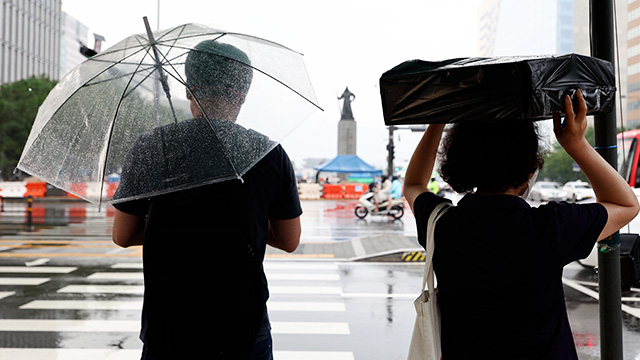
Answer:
[
  {"left": 589, "top": 0, "right": 623, "bottom": 358},
  {"left": 387, "top": 126, "right": 395, "bottom": 177},
  {"left": 26, "top": 195, "right": 33, "bottom": 232}
]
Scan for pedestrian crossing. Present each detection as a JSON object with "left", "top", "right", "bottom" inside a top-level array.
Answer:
[{"left": 0, "top": 261, "right": 356, "bottom": 359}]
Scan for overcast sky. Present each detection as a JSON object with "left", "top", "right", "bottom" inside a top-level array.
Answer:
[{"left": 61, "top": 0, "right": 488, "bottom": 170}]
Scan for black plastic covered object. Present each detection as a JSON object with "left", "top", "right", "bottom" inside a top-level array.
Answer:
[{"left": 379, "top": 54, "right": 616, "bottom": 125}]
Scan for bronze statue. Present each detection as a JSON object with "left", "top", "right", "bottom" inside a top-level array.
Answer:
[{"left": 338, "top": 87, "right": 355, "bottom": 120}]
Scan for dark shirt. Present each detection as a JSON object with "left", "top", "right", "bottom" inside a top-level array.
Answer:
[
  {"left": 414, "top": 192, "right": 607, "bottom": 359},
  {"left": 114, "top": 131, "right": 301, "bottom": 354}
]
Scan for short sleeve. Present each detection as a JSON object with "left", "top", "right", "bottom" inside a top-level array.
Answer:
[
  {"left": 545, "top": 201, "right": 608, "bottom": 265},
  {"left": 269, "top": 146, "right": 302, "bottom": 220},
  {"left": 414, "top": 192, "right": 452, "bottom": 249}
]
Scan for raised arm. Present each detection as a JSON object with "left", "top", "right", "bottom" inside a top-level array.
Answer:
[
  {"left": 553, "top": 90, "right": 640, "bottom": 241},
  {"left": 404, "top": 124, "right": 446, "bottom": 213}
]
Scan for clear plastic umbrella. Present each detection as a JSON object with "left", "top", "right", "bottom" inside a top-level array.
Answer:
[{"left": 17, "top": 18, "right": 321, "bottom": 206}]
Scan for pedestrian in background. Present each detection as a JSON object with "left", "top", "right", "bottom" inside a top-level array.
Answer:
[
  {"left": 403, "top": 90, "right": 639, "bottom": 359},
  {"left": 112, "top": 40, "right": 302, "bottom": 359}
]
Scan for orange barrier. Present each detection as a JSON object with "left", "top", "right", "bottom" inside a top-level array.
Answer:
[
  {"left": 25, "top": 182, "right": 47, "bottom": 198},
  {"left": 106, "top": 182, "right": 119, "bottom": 198},
  {"left": 322, "top": 184, "right": 343, "bottom": 199},
  {"left": 343, "top": 183, "right": 366, "bottom": 199}
]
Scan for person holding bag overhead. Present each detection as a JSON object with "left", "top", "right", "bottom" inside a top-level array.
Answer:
[{"left": 403, "top": 90, "right": 639, "bottom": 359}]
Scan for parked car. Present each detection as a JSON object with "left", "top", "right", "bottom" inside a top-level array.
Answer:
[
  {"left": 562, "top": 180, "right": 595, "bottom": 202},
  {"left": 528, "top": 181, "right": 567, "bottom": 202}
]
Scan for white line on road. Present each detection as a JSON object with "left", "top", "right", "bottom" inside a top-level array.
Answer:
[
  {"left": 0, "top": 319, "right": 139, "bottom": 332},
  {"left": 264, "top": 263, "right": 339, "bottom": 270},
  {"left": 20, "top": 300, "right": 143, "bottom": 310},
  {"left": 58, "top": 285, "right": 144, "bottom": 294},
  {"left": 111, "top": 263, "right": 143, "bottom": 269},
  {"left": 271, "top": 321, "right": 350, "bottom": 335},
  {"left": 0, "top": 266, "right": 76, "bottom": 273},
  {"left": 0, "top": 277, "right": 49, "bottom": 285},
  {"left": 0, "top": 349, "right": 141, "bottom": 360},
  {"left": 267, "top": 273, "right": 340, "bottom": 281},
  {"left": 0, "top": 349, "right": 355, "bottom": 360},
  {"left": 87, "top": 272, "right": 143, "bottom": 280},
  {"left": 0, "top": 291, "right": 14, "bottom": 300},
  {"left": 269, "top": 286, "right": 343, "bottom": 295},
  {"left": 562, "top": 278, "right": 640, "bottom": 319},
  {"left": 268, "top": 301, "right": 346, "bottom": 312},
  {"left": 274, "top": 351, "right": 355, "bottom": 360}
]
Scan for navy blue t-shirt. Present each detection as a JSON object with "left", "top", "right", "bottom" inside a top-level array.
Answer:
[
  {"left": 113, "top": 144, "right": 302, "bottom": 353},
  {"left": 414, "top": 192, "right": 607, "bottom": 359}
]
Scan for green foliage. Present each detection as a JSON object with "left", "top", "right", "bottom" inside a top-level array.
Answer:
[
  {"left": 538, "top": 127, "right": 595, "bottom": 184},
  {"left": 0, "top": 76, "right": 57, "bottom": 180}
]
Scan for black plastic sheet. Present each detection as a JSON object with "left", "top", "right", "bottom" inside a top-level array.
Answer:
[{"left": 379, "top": 54, "right": 616, "bottom": 125}]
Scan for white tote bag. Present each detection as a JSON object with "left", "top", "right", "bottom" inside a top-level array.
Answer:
[{"left": 408, "top": 201, "right": 452, "bottom": 360}]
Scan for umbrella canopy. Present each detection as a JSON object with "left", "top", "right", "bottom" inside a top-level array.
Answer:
[
  {"left": 17, "top": 19, "right": 321, "bottom": 206},
  {"left": 315, "top": 155, "right": 382, "bottom": 175}
]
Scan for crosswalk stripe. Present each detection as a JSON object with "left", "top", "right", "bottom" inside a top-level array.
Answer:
[
  {"left": 0, "top": 291, "right": 14, "bottom": 300},
  {"left": 267, "top": 273, "right": 340, "bottom": 281},
  {"left": 87, "top": 272, "right": 143, "bottom": 280},
  {"left": 111, "top": 263, "right": 143, "bottom": 269},
  {"left": 0, "top": 348, "right": 355, "bottom": 360},
  {"left": 0, "top": 266, "right": 76, "bottom": 273},
  {"left": 271, "top": 321, "right": 350, "bottom": 335},
  {"left": 268, "top": 301, "right": 346, "bottom": 312},
  {"left": 274, "top": 351, "right": 355, "bottom": 360},
  {"left": 269, "top": 286, "right": 342, "bottom": 295},
  {"left": 0, "top": 319, "right": 139, "bottom": 332},
  {"left": 0, "top": 349, "right": 140, "bottom": 360},
  {"left": 58, "top": 285, "right": 144, "bottom": 294},
  {"left": 0, "top": 277, "right": 49, "bottom": 285},
  {"left": 264, "top": 263, "right": 339, "bottom": 271},
  {"left": 20, "top": 300, "right": 142, "bottom": 310},
  {"left": 0, "top": 319, "right": 348, "bottom": 335}
]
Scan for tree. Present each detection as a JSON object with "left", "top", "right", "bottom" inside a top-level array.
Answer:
[
  {"left": 538, "top": 126, "right": 595, "bottom": 184},
  {"left": 0, "top": 76, "right": 57, "bottom": 180}
]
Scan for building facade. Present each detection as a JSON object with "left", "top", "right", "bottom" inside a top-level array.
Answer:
[
  {"left": 59, "top": 11, "right": 88, "bottom": 77},
  {"left": 0, "top": 0, "right": 62, "bottom": 86}
]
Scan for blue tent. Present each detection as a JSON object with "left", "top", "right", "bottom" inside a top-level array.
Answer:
[{"left": 314, "top": 155, "right": 382, "bottom": 175}]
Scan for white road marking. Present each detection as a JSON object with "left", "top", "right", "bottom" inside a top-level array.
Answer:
[
  {"left": 274, "top": 351, "right": 355, "bottom": 360},
  {"left": 562, "top": 278, "right": 640, "bottom": 319},
  {"left": 268, "top": 301, "right": 346, "bottom": 312},
  {"left": 0, "top": 266, "right": 76, "bottom": 273},
  {"left": 0, "top": 277, "right": 49, "bottom": 285},
  {"left": 264, "top": 263, "right": 339, "bottom": 270},
  {"left": 267, "top": 273, "right": 340, "bottom": 281},
  {"left": 271, "top": 321, "right": 350, "bottom": 335},
  {"left": 87, "top": 272, "right": 143, "bottom": 280},
  {"left": 0, "top": 291, "right": 14, "bottom": 300},
  {"left": 269, "top": 286, "right": 342, "bottom": 295},
  {"left": 58, "top": 285, "right": 144, "bottom": 294},
  {"left": 20, "top": 300, "right": 142, "bottom": 310},
  {"left": 0, "top": 349, "right": 140, "bottom": 360},
  {"left": 0, "top": 319, "right": 139, "bottom": 332}
]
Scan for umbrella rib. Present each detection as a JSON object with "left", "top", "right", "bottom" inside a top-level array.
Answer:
[
  {"left": 98, "top": 47, "right": 161, "bottom": 206},
  {"left": 166, "top": 43, "right": 323, "bottom": 111}
]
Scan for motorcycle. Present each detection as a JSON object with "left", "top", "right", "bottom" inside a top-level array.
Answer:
[{"left": 354, "top": 191, "right": 404, "bottom": 219}]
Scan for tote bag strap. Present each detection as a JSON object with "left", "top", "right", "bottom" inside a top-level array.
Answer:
[{"left": 422, "top": 201, "right": 453, "bottom": 294}]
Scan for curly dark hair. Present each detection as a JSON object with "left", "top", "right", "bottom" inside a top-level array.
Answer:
[{"left": 438, "top": 120, "right": 544, "bottom": 194}]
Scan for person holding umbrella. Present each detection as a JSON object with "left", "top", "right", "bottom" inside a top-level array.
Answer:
[
  {"left": 403, "top": 90, "right": 639, "bottom": 358},
  {"left": 111, "top": 40, "right": 302, "bottom": 359}
]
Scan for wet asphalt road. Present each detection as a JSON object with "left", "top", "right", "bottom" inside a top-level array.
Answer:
[{"left": 0, "top": 197, "right": 638, "bottom": 359}]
